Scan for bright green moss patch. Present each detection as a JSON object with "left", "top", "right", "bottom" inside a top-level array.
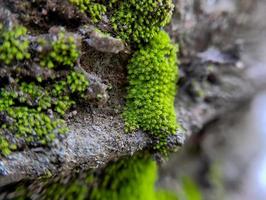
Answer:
[
  {"left": 91, "top": 155, "right": 158, "bottom": 200},
  {"left": 69, "top": 0, "right": 107, "bottom": 23},
  {"left": 111, "top": 0, "right": 174, "bottom": 44},
  {"left": 70, "top": 0, "right": 180, "bottom": 152},
  {"left": 40, "top": 31, "right": 79, "bottom": 68},
  {"left": 0, "top": 25, "right": 89, "bottom": 156},
  {"left": 92, "top": 155, "right": 178, "bottom": 200},
  {"left": 123, "top": 30, "right": 179, "bottom": 151},
  {"left": 67, "top": 71, "right": 90, "bottom": 93},
  {"left": 69, "top": 0, "right": 174, "bottom": 44},
  {"left": 0, "top": 23, "right": 30, "bottom": 64}
]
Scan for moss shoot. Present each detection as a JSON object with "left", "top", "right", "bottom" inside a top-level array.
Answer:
[
  {"left": 0, "top": 25, "right": 89, "bottom": 156},
  {"left": 123, "top": 30, "right": 179, "bottom": 152}
]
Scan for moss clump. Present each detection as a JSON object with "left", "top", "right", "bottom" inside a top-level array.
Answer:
[
  {"left": 67, "top": 71, "right": 90, "bottom": 93},
  {"left": 111, "top": 0, "right": 174, "bottom": 44},
  {"left": 0, "top": 133, "right": 16, "bottom": 156},
  {"left": 0, "top": 25, "right": 89, "bottom": 156},
  {"left": 123, "top": 30, "right": 179, "bottom": 152},
  {"left": 69, "top": 0, "right": 174, "bottom": 44},
  {"left": 69, "top": 0, "right": 107, "bottom": 23},
  {"left": 40, "top": 31, "right": 79, "bottom": 69},
  {"left": 0, "top": 23, "right": 30, "bottom": 65}
]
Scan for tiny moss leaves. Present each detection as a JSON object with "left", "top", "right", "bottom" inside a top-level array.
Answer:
[
  {"left": 40, "top": 31, "right": 79, "bottom": 68},
  {"left": 69, "top": 0, "right": 174, "bottom": 44},
  {"left": 123, "top": 30, "right": 179, "bottom": 152},
  {"left": 69, "top": 0, "right": 107, "bottom": 23},
  {"left": 0, "top": 25, "right": 89, "bottom": 156},
  {"left": 111, "top": 0, "right": 174, "bottom": 44},
  {"left": 0, "top": 24, "right": 30, "bottom": 64}
]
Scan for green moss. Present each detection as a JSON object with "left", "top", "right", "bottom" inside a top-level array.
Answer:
[
  {"left": 123, "top": 30, "right": 179, "bottom": 152},
  {"left": 157, "top": 190, "right": 178, "bottom": 200},
  {"left": 69, "top": 0, "right": 107, "bottom": 23},
  {"left": 67, "top": 71, "right": 89, "bottom": 93},
  {"left": 0, "top": 25, "right": 89, "bottom": 156},
  {"left": 0, "top": 133, "right": 16, "bottom": 156},
  {"left": 91, "top": 155, "right": 157, "bottom": 200},
  {"left": 111, "top": 0, "right": 174, "bottom": 44},
  {"left": 69, "top": 0, "right": 174, "bottom": 44},
  {"left": 0, "top": 23, "right": 30, "bottom": 65},
  {"left": 13, "top": 155, "right": 177, "bottom": 200},
  {"left": 40, "top": 31, "right": 79, "bottom": 69}
]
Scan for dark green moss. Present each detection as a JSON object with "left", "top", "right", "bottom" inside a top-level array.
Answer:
[{"left": 123, "top": 30, "right": 179, "bottom": 152}]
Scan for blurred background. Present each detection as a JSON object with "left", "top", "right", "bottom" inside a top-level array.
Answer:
[
  {"left": 158, "top": 0, "right": 266, "bottom": 199},
  {"left": 158, "top": 91, "right": 266, "bottom": 200}
]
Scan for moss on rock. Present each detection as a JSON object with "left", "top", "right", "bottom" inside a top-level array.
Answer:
[
  {"left": 40, "top": 30, "right": 79, "bottom": 68},
  {"left": 13, "top": 155, "right": 177, "bottom": 200},
  {"left": 69, "top": 0, "right": 174, "bottom": 44},
  {"left": 123, "top": 30, "right": 179, "bottom": 152},
  {"left": 0, "top": 24, "right": 89, "bottom": 156},
  {"left": 110, "top": 0, "right": 174, "bottom": 44},
  {"left": 69, "top": 0, "right": 107, "bottom": 23},
  {"left": 0, "top": 23, "right": 30, "bottom": 64}
]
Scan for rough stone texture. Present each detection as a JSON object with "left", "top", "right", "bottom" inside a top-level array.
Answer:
[{"left": 0, "top": 0, "right": 266, "bottom": 187}]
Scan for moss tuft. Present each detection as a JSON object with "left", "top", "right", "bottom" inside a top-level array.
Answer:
[
  {"left": 0, "top": 23, "right": 30, "bottom": 65},
  {"left": 111, "top": 0, "right": 174, "bottom": 44},
  {"left": 40, "top": 31, "right": 79, "bottom": 69},
  {"left": 69, "top": 0, "right": 107, "bottom": 23},
  {"left": 0, "top": 25, "right": 89, "bottom": 156},
  {"left": 123, "top": 30, "right": 179, "bottom": 152},
  {"left": 69, "top": 0, "right": 174, "bottom": 44}
]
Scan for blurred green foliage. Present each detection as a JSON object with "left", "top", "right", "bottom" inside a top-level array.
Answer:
[
  {"left": 176, "top": 176, "right": 203, "bottom": 200},
  {"left": 14, "top": 155, "right": 178, "bottom": 200}
]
